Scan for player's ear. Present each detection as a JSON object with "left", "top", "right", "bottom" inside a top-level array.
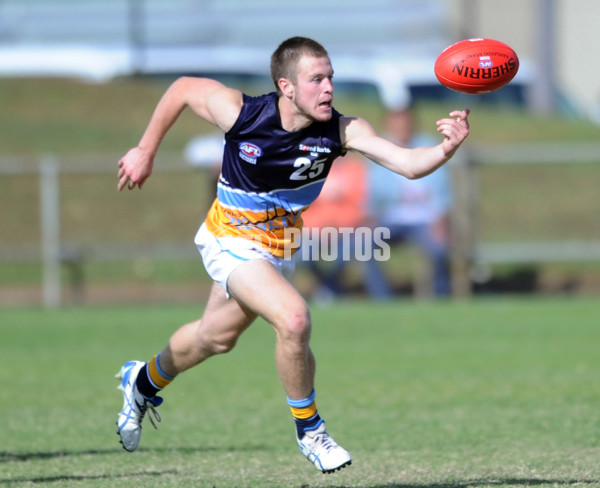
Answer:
[{"left": 278, "top": 77, "right": 294, "bottom": 98}]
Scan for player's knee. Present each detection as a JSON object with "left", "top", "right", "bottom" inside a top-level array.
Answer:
[{"left": 279, "top": 306, "right": 312, "bottom": 346}]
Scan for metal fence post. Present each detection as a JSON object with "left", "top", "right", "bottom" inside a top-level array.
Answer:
[
  {"left": 449, "top": 154, "right": 478, "bottom": 298},
  {"left": 40, "top": 156, "right": 61, "bottom": 308}
]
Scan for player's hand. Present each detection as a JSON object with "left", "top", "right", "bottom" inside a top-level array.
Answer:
[
  {"left": 117, "top": 147, "right": 154, "bottom": 191},
  {"left": 436, "top": 109, "right": 470, "bottom": 157}
]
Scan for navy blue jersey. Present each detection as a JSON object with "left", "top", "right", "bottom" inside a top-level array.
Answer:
[{"left": 205, "top": 92, "right": 346, "bottom": 256}]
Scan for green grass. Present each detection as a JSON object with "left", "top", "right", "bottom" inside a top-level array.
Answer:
[
  {"left": 2, "top": 77, "right": 600, "bottom": 156},
  {"left": 478, "top": 163, "right": 600, "bottom": 241},
  {"left": 0, "top": 77, "right": 214, "bottom": 155},
  {"left": 2, "top": 298, "right": 600, "bottom": 487}
]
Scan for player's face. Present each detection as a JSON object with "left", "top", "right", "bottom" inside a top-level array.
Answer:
[{"left": 292, "top": 55, "right": 334, "bottom": 122}]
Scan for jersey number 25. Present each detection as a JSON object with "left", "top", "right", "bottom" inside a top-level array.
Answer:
[{"left": 290, "top": 157, "right": 326, "bottom": 181}]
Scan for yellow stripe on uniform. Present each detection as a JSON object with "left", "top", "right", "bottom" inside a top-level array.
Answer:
[
  {"left": 290, "top": 401, "right": 318, "bottom": 420},
  {"left": 147, "top": 354, "right": 172, "bottom": 389},
  {"left": 205, "top": 199, "right": 304, "bottom": 258}
]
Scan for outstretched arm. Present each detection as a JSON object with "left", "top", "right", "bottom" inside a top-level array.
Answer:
[
  {"left": 341, "top": 109, "right": 470, "bottom": 179},
  {"left": 118, "top": 77, "right": 243, "bottom": 191}
]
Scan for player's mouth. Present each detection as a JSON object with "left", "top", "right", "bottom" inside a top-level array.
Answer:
[{"left": 318, "top": 100, "right": 332, "bottom": 111}]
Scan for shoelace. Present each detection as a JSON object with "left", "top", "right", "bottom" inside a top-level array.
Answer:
[
  {"left": 313, "top": 432, "right": 337, "bottom": 452},
  {"left": 145, "top": 403, "right": 162, "bottom": 429},
  {"left": 142, "top": 396, "right": 163, "bottom": 430}
]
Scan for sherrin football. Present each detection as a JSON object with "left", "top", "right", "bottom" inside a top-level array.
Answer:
[{"left": 434, "top": 38, "right": 519, "bottom": 94}]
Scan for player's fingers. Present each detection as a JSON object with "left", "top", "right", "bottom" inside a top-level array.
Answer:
[
  {"left": 436, "top": 118, "right": 458, "bottom": 131},
  {"left": 437, "top": 121, "right": 467, "bottom": 142},
  {"left": 117, "top": 159, "right": 128, "bottom": 189},
  {"left": 117, "top": 174, "right": 130, "bottom": 191},
  {"left": 449, "top": 109, "right": 470, "bottom": 124},
  {"left": 128, "top": 176, "right": 144, "bottom": 190},
  {"left": 436, "top": 125, "right": 454, "bottom": 141}
]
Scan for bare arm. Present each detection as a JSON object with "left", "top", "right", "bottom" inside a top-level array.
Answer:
[
  {"left": 118, "top": 77, "right": 243, "bottom": 191},
  {"left": 341, "top": 109, "right": 470, "bottom": 179}
]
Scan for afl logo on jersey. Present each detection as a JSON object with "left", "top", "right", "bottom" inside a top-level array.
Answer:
[{"left": 239, "top": 142, "right": 263, "bottom": 164}]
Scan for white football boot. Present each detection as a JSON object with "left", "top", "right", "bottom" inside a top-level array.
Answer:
[
  {"left": 297, "top": 422, "right": 352, "bottom": 473},
  {"left": 115, "top": 360, "right": 163, "bottom": 452}
]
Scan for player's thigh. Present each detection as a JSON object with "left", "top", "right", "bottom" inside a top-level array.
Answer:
[
  {"left": 227, "top": 258, "right": 309, "bottom": 329},
  {"left": 201, "top": 281, "right": 258, "bottom": 342}
]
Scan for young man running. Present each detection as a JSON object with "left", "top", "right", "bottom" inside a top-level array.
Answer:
[{"left": 116, "top": 36, "right": 470, "bottom": 473}]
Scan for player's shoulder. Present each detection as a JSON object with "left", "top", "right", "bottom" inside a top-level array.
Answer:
[
  {"left": 339, "top": 115, "right": 377, "bottom": 147},
  {"left": 242, "top": 91, "right": 278, "bottom": 108},
  {"left": 339, "top": 114, "right": 375, "bottom": 131},
  {"left": 236, "top": 92, "right": 279, "bottom": 122}
]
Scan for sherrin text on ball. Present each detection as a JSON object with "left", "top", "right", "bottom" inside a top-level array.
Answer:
[{"left": 434, "top": 38, "right": 519, "bottom": 94}]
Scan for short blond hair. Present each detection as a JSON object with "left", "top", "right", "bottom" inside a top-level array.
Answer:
[{"left": 270, "top": 37, "right": 329, "bottom": 94}]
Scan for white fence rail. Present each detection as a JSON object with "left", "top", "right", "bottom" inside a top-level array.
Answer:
[{"left": 466, "top": 142, "right": 600, "bottom": 265}]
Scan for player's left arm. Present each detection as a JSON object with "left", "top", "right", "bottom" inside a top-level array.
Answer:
[{"left": 341, "top": 110, "right": 470, "bottom": 179}]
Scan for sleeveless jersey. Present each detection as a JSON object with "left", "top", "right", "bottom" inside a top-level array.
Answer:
[{"left": 204, "top": 92, "right": 346, "bottom": 257}]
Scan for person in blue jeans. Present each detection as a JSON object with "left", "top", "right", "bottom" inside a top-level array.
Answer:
[{"left": 365, "top": 101, "right": 453, "bottom": 298}]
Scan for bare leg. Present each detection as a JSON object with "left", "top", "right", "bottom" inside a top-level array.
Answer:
[
  {"left": 158, "top": 282, "right": 257, "bottom": 377},
  {"left": 125, "top": 258, "right": 351, "bottom": 473},
  {"left": 227, "top": 259, "right": 315, "bottom": 400},
  {"left": 116, "top": 281, "right": 256, "bottom": 452}
]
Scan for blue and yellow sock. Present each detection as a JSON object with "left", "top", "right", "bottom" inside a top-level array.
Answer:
[
  {"left": 287, "top": 389, "right": 323, "bottom": 439},
  {"left": 135, "top": 353, "right": 174, "bottom": 399}
]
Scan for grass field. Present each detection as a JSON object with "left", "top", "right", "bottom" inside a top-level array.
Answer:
[
  {"left": 2, "top": 297, "right": 600, "bottom": 487},
  {"left": 2, "top": 77, "right": 600, "bottom": 157}
]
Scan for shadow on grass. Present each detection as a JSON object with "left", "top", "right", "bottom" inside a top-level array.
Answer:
[
  {"left": 0, "top": 445, "right": 266, "bottom": 485},
  {"left": 0, "top": 444, "right": 266, "bottom": 462},
  {"left": 0, "top": 469, "right": 179, "bottom": 485},
  {"left": 329, "top": 481, "right": 598, "bottom": 488},
  {"left": 2, "top": 449, "right": 597, "bottom": 487}
]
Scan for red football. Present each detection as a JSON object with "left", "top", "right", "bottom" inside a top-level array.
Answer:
[{"left": 434, "top": 38, "right": 519, "bottom": 94}]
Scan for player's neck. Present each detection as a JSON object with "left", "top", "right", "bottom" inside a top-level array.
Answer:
[{"left": 277, "top": 96, "right": 313, "bottom": 133}]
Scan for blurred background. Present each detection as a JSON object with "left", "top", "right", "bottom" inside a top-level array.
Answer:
[{"left": 1, "top": 0, "right": 599, "bottom": 307}]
